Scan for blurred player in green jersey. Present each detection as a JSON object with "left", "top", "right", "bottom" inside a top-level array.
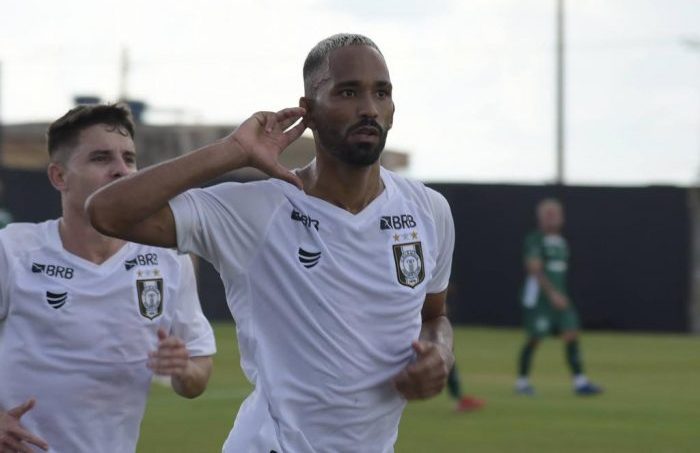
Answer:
[
  {"left": 0, "top": 179, "right": 12, "bottom": 229},
  {"left": 515, "top": 198, "right": 602, "bottom": 396}
]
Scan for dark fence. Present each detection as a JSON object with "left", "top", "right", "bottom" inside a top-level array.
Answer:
[
  {"left": 431, "top": 183, "right": 690, "bottom": 333},
  {"left": 0, "top": 167, "right": 690, "bottom": 332}
]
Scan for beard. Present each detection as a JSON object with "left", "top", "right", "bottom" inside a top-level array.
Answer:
[{"left": 314, "top": 118, "right": 389, "bottom": 167}]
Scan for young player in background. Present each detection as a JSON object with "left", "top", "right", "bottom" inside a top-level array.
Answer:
[
  {"left": 515, "top": 198, "right": 602, "bottom": 396},
  {"left": 0, "top": 104, "right": 216, "bottom": 452}
]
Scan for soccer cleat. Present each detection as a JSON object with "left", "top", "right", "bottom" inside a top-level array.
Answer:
[
  {"left": 515, "top": 383, "right": 536, "bottom": 396},
  {"left": 575, "top": 382, "right": 603, "bottom": 396},
  {"left": 455, "top": 395, "right": 485, "bottom": 412}
]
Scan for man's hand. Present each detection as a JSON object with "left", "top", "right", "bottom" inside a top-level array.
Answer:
[
  {"left": 147, "top": 328, "right": 190, "bottom": 378},
  {"left": 393, "top": 340, "right": 454, "bottom": 400},
  {"left": 0, "top": 399, "right": 48, "bottom": 452},
  {"left": 549, "top": 291, "right": 569, "bottom": 310},
  {"left": 229, "top": 107, "right": 307, "bottom": 189}
]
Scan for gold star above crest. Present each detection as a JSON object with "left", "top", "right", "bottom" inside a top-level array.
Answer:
[
  {"left": 393, "top": 234, "right": 400, "bottom": 242},
  {"left": 411, "top": 231, "right": 418, "bottom": 240},
  {"left": 137, "top": 270, "right": 143, "bottom": 277},
  {"left": 154, "top": 269, "right": 160, "bottom": 277}
]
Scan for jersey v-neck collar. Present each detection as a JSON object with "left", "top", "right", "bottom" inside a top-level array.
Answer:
[
  {"left": 282, "top": 166, "right": 394, "bottom": 222},
  {"left": 46, "top": 219, "right": 134, "bottom": 273}
]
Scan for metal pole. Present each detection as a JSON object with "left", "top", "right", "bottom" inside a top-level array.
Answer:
[
  {"left": 119, "top": 47, "right": 129, "bottom": 101},
  {"left": 555, "top": 0, "right": 565, "bottom": 185}
]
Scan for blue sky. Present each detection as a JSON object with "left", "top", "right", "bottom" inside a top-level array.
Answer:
[{"left": 1, "top": 0, "right": 698, "bottom": 185}]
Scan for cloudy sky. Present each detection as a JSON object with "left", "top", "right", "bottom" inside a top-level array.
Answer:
[{"left": 1, "top": 0, "right": 698, "bottom": 185}]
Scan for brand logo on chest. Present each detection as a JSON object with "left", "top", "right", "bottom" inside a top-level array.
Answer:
[
  {"left": 46, "top": 291, "right": 68, "bottom": 309},
  {"left": 32, "top": 262, "right": 74, "bottom": 280},
  {"left": 380, "top": 214, "right": 417, "bottom": 230}
]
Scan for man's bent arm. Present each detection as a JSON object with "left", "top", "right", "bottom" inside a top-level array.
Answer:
[
  {"left": 420, "top": 290, "right": 454, "bottom": 370},
  {"left": 171, "top": 356, "right": 213, "bottom": 399},
  {"left": 86, "top": 108, "right": 306, "bottom": 247},
  {"left": 525, "top": 258, "right": 568, "bottom": 309},
  {"left": 393, "top": 290, "right": 455, "bottom": 400}
]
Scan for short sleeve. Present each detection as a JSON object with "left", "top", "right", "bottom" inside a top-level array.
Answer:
[
  {"left": 426, "top": 189, "right": 455, "bottom": 294},
  {"left": 523, "top": 233, "right": 542, "bottom": 261},
  {"left": 169, "top": 254, "right": 216, "bottom": 357},
  {"left": 168, "top": 181, "right": 284, "bottom": 275}
]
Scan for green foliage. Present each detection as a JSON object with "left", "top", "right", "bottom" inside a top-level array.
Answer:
[{"left": 138, "top": 325, "right": 700, "bottom": 452}]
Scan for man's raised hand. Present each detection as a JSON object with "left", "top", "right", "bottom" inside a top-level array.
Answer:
[{"left": 229, "top": 107, "right": 307, "bottom": 189}]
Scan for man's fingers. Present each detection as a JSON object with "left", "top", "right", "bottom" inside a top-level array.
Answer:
[
  {"left": 274, "top": 107, "right": 306, "bottom": 124},
  {"left": 156, "top": 328, "right": 168, "bottom": 341},
  {"left": 14, "top": 428, "right": 49, "bottom": 451},
  {"left": 282, "top": 120, "right": 307, "bottom": 146},
  {"left": 7, "top": 399, "right": 35, "bottom": 419},
  {"left": 3, "top": 427, "right": 48, "bottom": 452},
  {"left": 412, "top": 340, "right": 429, "bottom": 356},
  {"left": 2, "top": 435, "right": 28, "bottom": 452},
  {"left": 277, "top": 115, "right": 303, "bottom": 133}
]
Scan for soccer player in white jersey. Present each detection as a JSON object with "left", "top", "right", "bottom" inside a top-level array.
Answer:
[
  {"left": 0, "top": 104, "right": 216, "bottom": 453},
  {"left": 88, "top": 34, "right": 455, "bottom": 452}
]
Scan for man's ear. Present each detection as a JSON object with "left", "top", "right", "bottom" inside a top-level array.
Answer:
[
  {"left": 47, "top": 162, "right": 67, "bottom": 191},
  {"left": 299, "top": 96, "right": 315, "bottom": 130}
]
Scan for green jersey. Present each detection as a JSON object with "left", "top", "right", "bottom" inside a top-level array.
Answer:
[
  {"left": 0, "top": 208, "right": 11, "bottom": 229},
  {"left": 521, "top": 230, "right": 569, "bottom": 309}
]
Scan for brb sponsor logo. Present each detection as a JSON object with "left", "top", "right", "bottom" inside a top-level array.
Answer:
[
  {"left": 291, "top": 209, "right": 320, "bottom": 231},
  {"left": 32, "top": 262, "right": 74, "bottom": 280},
  {"left": 125, "top": 253, "right": 159, "bottom": 270},
  {"left": 380, "top": 214, "right": 416, "bottom": 231}
]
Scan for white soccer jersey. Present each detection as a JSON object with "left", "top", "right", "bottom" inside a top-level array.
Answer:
[
  {"left": 0, "top": 219, "right": 216, "bottom": 453},
  {"left": 170, "top": 167, "right": 454, "bottom": 453}
]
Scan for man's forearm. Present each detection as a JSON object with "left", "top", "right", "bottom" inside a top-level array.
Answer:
[
  {"left": 88, "top": 138, "right": 246, "bottom": 236},
  {"left": 419, "top": 315, "right": 454, "bottom": 369},
  {"left": 171, "top": 356, "right": 213, "bottom": 399},
  {"left": 533, "top": 271, "right": 560, "bottom": 299}
]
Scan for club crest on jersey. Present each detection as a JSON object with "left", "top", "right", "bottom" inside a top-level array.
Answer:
[
  {"left": 392, "top": 242, "right": 425, "bottom": 288},
  {"left": 137, "top": 278, "right": 163, "bottom": 320}
]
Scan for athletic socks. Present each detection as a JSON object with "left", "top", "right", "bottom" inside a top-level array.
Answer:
[
  {"left": 573, "top": 374, "right": 589, "bottom": 388},
  {"left": 565, "top": 340, "right": 584, "bottom": 376},
  {"left": 515, "top": 377, "right": 530, "bottom": 389},
  {"left": 447, "top": 365, "right": 462, "bottom": 400},
  {"left": 518, "top": 340, "right": 537, "bottom": 377}
]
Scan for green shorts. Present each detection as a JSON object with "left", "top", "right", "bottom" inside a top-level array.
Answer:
[{"left": 523, "top": 306, "right": 579, "bottom": 338}]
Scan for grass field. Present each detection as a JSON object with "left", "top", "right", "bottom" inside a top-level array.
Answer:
[{"left": 138, "top": 324, "right": 700, "bottom": 452}]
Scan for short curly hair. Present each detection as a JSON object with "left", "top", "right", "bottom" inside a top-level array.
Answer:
[{"left": 303, "top": 33, "right": 383, "bottom": 96}]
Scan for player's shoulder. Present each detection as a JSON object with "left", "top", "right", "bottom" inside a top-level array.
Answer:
[
  {"left": 126, "top": 242, "right": 188, "bottom": 269},
  {"left": 524, "top": 230, "right": 544, "bottom": 245},
  {"left": 0, "top": 221, "right": 52, "bottom": 253},
  {"left": 381, "top": 167, "right": 447, "bottom": 204},
  {"left": 193, "top": 179, "right": 291, "bottom": 207},
  {"left": 382, "top": 168, "right": 450, "bottom": 212}
]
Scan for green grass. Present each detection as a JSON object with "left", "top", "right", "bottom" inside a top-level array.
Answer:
[{"left": 137, "top": 324, "right": 700, "bottom": 452}]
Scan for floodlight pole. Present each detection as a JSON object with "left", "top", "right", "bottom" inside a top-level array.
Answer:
[{"left": 555, "top": 0, "right": 566, "bottom": 185}]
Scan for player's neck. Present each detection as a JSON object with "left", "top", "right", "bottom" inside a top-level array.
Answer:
[
  {"left": 59, "top": 209, "right": 127, "bottom": 264},
  {"left": 299, "top": 158, "right": 383, "bottom": 214}
]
